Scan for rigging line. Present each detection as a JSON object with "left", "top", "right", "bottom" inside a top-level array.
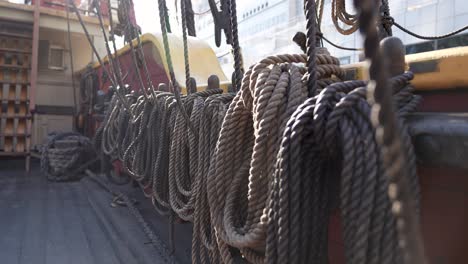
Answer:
[
  {"left": 106, "top": 0, "right": 123, "bottom": 79},
  {"left": 393, "top": 21, "right": 468, "bottom": 40},
  {"left": 95, "top": 0, "right": 150, "bottom": 101},
  {"left": 69, "top": 0, "right": 133, "bottom": 114},
  {"left": 228, "top": 0, "right": 244, "bottom": 92},
  {"left": 305, "top": 0, "right": 318, "bottom": 95},
  {"left": 94, "top": 0, "right": 122, "bottom": 90},
  {"left": 134, "top": 34, "right": 157, "bottom": 97},
  {"left": 184, "top": 0, "right": 197, "bottom": 36},
  {"left": 194, "top": 0, "right": 219, "bottom": 15},
  {"left": 157, "top": 0, "right": 197, "bottom": 137},
  {"left": 354, "top": 0, "right": 427, "bottom": 263},
  {"left": 164, "top": 0, "right": 172, "bottom": 33},
  {"left": 65, "top": 1, "right": 78, "bottom": 126},
  {"left": 380, "top": 0, "right": 393, "bottom": 37},
  {"left": 120, "top": 0, "right": 158, "bottom": 98},
  {"left": 320, "top": 34, "right": 362, "bottom": 51},
  {"left": 117, "top": 2, "right": 152, "bottom": 100},
  {"left": 181, "top": 0, "right": 192, "bottom": 93}
]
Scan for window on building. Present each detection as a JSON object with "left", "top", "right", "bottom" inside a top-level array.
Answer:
[
  {"left": 49, "top": 45, "right": 65, "bottom": 70},
  {"left": 405, "top": 41, "right": 435, "bottom": 55},
  {"left": 405, "top": 33, "right": 468, "bottom": 55},
  {"left": 338, "top": 56, "right": 351, "bottom": 65},
  {"left": 437, "top": 33, "right": 468, "bottom": 50}
]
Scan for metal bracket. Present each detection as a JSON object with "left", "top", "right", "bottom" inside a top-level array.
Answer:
[{"left": 209, "top": 0, "right": 233, "bottom": 47}]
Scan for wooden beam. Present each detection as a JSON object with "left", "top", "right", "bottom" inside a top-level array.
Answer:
[{"left": 29, "top": 0, "right": 40, "bottom": 113}]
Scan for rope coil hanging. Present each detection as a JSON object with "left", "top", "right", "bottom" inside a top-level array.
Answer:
[
  {"left": 354, "top": 0, "right": 427, "bottom": 262},
  {"left": 95, "top": 44, "right": 423, "bottom": 264},
  {"left": 91, "top": 0, "right": 427, "bottom": 262}
]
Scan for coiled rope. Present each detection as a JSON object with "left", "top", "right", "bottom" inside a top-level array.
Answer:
[
  {"left": 96, "top": 53, "right": 422, "bottom": 264},
  {"left": 205, "top": 53, "right": 344, "bottom": 263},
  {"left": 95, "top": 87, "right": 235, "bottom": 260},
  {"left": 355, "top": 0, "right": 427, "bottom": 262},
  {"left": 91, "top": 0, "right": 426, "bottom": 262},
  {"left": 41, "top": 132, "right": 97, "bottom": 182},
  {"left": 331, "top": 0, "right": 358, "bottom": 35}
]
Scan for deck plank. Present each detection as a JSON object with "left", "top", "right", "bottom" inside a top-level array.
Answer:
[{"left": 0, "top": 161, "right": 171, "bottom": 264}]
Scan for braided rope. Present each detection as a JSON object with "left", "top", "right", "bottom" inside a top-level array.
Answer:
[
  {"left": 181, "top": 0, "right": 193, "bottom": 95},
  {"left": 41, "top": 132, "right": 96, "bottom": 182},
  {"left": 354, "top": 0, "right": 427, "bottom": 262},
  {"left": 157, "top": 0, "right": 197, "bottom": 136},
  {"left": 228, "top": 0, "right": 244, "bottom": 92},
  {"left": 96, "top": 51, "right": 421, "bottom": 264},
  {"left": 331, "top": 0, "right": 358, "bottom": 35}
]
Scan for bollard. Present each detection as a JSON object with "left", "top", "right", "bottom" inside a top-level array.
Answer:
[
  {"left": 207, "top": 75, "right": 220, "bottom": 90},
  {"left": 380, "top": 36, "right": 406, "bottom": 77},
  {"left": 188, "top": 77, "right": 197, "bottom": 94},
  {"left": 158, "top": 83, "right": 169, "bottom": 92}
]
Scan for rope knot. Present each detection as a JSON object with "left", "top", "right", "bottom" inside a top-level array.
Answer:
[{"left": 381, "top": 15, "right": 394, "bottom": 27}]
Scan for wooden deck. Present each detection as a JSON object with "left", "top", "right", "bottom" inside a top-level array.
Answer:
[{"left": 0, "top": 159, "right": 191, "bottom": 264}]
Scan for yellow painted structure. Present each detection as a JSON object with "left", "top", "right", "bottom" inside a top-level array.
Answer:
[
  {"left": 342, "top": 46, "right": 468, "bottom": 90},
  {"left": 94, "top": 33, "right": 230, "bottom": 93}
]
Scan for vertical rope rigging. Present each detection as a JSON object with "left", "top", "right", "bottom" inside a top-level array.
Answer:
[
  {"left": 90, "top": 1, "right": 426, "bottom": 263},
  {"left": 353, "top": 0, "right": 426, "bottom": 262},
  {"left": 228, "top": 0, "right": 244, "bottom": 92}
]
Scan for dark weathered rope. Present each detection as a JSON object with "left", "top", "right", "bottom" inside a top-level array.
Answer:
[
  {"left": 204, "top": 53, "right": 344, "bottom": 263},
  {"left": 69, "top": 0, "right": 132, "bottom": 113},
  {"left": 181, "top": 0, "right": 193, "bottom": 95},
  {"left": 320, "top": 33, "right": 362, "bottom": 51},
  {"left": 91, "top": 1, "right": 424, "bottom": 262},
  {"left": 157, "top": 0, "right": 197, "bottom": 136},
  {"left": 393, "top": 20, "right": 468, "bottom": 40},
  {"left": 41, "top": 132, "right": 97, "bottom": 182},
  {"left": 107, "top": 0, "right": 122, "bottom": 75},
  {"left": 118, "top": 0, "right": 158, "bottom": 99},
  {"left": 228, "top": 0, "right": 244, "bottom": 92},
  {"left": 354, "top": 0, "right": 427, "bottom": 262},
  {"left": 380, "top": 0, "right": 393, "bottom": 37},
  {"left": 304, "top": 0, "right": 318, "bottom": 96},
  {"left": 96, "top": 55, "right": 420, "bottom": 264},
  {"left": 184, "top": 0, "right": 197, "bottom": 36}
]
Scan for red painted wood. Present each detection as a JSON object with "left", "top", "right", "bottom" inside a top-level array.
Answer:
[
  {"left": 95, "top": 43, "right": 169, "bottom": 94},
  {"left": 418, "top": 166, "right": 468, "bottom": 263},
  {"left": 417, "top": 91, "right": 468, "bottom": 112},
  {"left": 328, "top": 166, "right": 468, "bottom": 263}
]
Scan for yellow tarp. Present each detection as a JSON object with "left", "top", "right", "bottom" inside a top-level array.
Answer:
[{"left": 93, "top": 33, "right": 230, "bottom": 93}]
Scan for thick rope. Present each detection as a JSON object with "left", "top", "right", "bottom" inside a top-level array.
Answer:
[
  {"left": 354, "top": 0, "right": 427, "bottom": 262},
  {"left": 90, "top": 2, "right": 425, "bottom": 262},
  {"left": 96, "top": 51, "right": 421, "bottom": 264},
  {"left": 228, "top": 0, "right": 244, "bottom": 92},
  {"left": 205, "top": 53, "right": 343, "bottom": 263},
  {"left": 331, "top": 0, "right": 358, "bottom": 35},
  {"left": 181, "top": 0, "right": 193, "bottom": 94},
  {"left": 41, "top": 132, "right": 97, "bottom": 182},
  {"left": 157, "top": 0, "right": 197, "bottom": 136}
]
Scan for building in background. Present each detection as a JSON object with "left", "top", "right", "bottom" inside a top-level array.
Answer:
[
  {"left": 0, "top": 0, "right": 108, "bottom": 169},
  {"left": 194, "top": 0, "right": 304, "bottom": 76},
  {"left": 194, "top": 0, "right": 468, "bottom": 76}
]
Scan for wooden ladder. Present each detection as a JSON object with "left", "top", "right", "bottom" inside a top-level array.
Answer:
[{"left": 0, "top": 20, "right": 33, "bottom": 171}]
